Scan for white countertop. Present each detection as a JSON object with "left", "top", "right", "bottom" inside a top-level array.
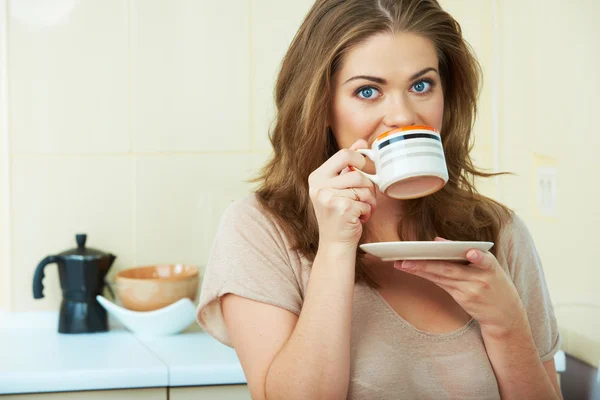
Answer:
[
  {"left": 0, "top": 311, "right": 567, "bottom": 395},
  {"left": 136, "top": 331, "right": 246, "bottom": 387},
  {"left": 0, "top": 311, "right": 246, "bottom": 395}
]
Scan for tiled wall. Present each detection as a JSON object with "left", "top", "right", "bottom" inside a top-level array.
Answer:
[
  {"left": 1, "top": 0, "right": 317, "bottom": 312},
  {"left": 495, "top": 0, "right": 600, "bottom": 308},
  {"left": 0, "top": 0, "right": 498, "bottom": 312},
  {"left": 2, "top": 0, "right": 597, "bottom": 319},
  {"left": 0, "top": 0, "right": 512, "bottom": 312},
  {"left": 1, "top": 0, "right": 9, "bottom": 309}
]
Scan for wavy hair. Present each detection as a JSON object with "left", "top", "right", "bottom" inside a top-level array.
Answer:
[{"left": 254, "top": 0, "right": 512, "bottom": 286}]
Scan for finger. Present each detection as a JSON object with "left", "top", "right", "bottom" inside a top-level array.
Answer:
[
  {"left": 395, "top": 259, "right": 482, "bottom": 281},
  {"left": 466, "top": 250, "right": 496, "bottom": 271},
  {"left": 349, "top": 139, "right": 368, "bottom": 151},
  {"left": 339, "top": 166, "right": 352, "bottom": 175},
  {"left": 331, "top": 170, "right": 376, "bottom": 190},
  {"left": 331, "top": 192, "right": 373, "bottom": 222},
  {"left": 337, "top": 187, "right": 376, "bottom": 214},
  {"left": 337, "top": 188, "right": 376, "bottom": 222},
  {"left": 337, "top": 187, "right": 371, "bottom": 201},
  {"left": 434, "top": 236, "right": 451, "bottom": 241},
  {"left": 413, "top": 271, "right": 461, "bottom": 290},
  {"left": 348, "top": 140, "right": 368, "bottom": 172},
  {"left": 354, "top": 200, "right": 373, "bottom": 223},
  {"left": 320, "top": 148, "right": 368, "bottom": 177},
  {"left": 332, "top": 171, "right": 378, "bottom": 203}
]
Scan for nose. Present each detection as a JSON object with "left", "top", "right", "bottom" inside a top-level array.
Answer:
[{"left": 382, "top": 94, "right": 416, "bottom": 129}]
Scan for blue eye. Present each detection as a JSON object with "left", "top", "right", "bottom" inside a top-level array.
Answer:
[
  {"left": 411, "top": 80, "right": 432, "bottom": 93},
  {"left": 357, "top": 86, "right": 381, "bottom": 100}
]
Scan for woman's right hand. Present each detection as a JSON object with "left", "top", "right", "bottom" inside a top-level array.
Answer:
[{"left": 308, "top": 139, "right": 377, "bottom": 247}]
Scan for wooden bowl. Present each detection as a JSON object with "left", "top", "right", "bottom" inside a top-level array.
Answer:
[{"left": 114, "top": 264, "right": 199, "bottom": 311}]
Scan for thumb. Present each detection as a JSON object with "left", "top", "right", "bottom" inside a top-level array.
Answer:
[
  {"left": 348, "top": 139, "right": 368, "bottom": 171},
  {"left": 349, "top": 139, "right": 368, "bottom": 151}
]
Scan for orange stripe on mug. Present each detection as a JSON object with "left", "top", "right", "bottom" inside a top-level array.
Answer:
[{"left": 375, "top": 125, "right": 438, "bottom": 142}]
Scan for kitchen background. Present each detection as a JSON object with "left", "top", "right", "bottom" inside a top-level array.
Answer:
[{"left": 0, "top": 0, "right": 598, "bottom": 385}]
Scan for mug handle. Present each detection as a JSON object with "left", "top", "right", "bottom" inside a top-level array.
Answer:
[{"left": 350, "top": 149, "right": 380, "bottom": 186}]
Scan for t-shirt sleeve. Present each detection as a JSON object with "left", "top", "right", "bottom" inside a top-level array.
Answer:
[
  {"left": 501, "top": 214, "right": 561, "bottom": 362},
  {"left": 196, "top": 196, "right": 303, "bottom": 347}
]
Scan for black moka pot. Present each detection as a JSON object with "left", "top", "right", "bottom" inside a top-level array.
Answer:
[{"left": 32, "top": 234, "right": 116, "bottom": 334}]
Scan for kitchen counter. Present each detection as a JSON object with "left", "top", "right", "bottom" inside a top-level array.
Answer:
[
  {"left": 0, "top": 310, "right": 568, "bottom": 396},
  {"left": 0, "top": 311, "right": 246, "bottom": 395},
  {"left": 135, "top": 330, "right": 246, "bottom": 387}
]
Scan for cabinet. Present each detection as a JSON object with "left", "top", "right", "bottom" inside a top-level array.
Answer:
[
  {"left": 170, "top": 385, "right": 251, "bottom": 400},
  {"left": 0, "top": 388, "right": 166, "bottom": 400},
  {"left": 0, "top": 385, "right": 251, "bottom": 400}
]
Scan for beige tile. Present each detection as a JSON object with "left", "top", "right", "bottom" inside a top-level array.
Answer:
[
  {"left": 470, "top": 144, "right": 499, "bottom": 199},
  {"left": 555, "top": 305, "right": 600, "bottom": 367},
  {"left": 170, "top": 385, "right": 250, "bottom": 400},
  {"left": 0, "top": 388, "right": 167, "bottom": 400},
  {"left": 11, "top": 155, "right": 133, "bottom": 312},
  {"left": 250, "top": 0, "right": 314, "bottom": 152},
  {"left": 440, "top": 0, "right": 495, "bottom": 173},
  {"left": 8, "top": 0, "right": 129, "bottom": 154},
  {"left": 131, "top": 0, "right": 250, "bottom": 153},
  {"left": 134, "top": 154, "right": 257, "bottom": 275},
  {"left": 250, "top": 151, "right": 271, "bottom": 176},
  {"left": 0, "top": 138, "right": 5, "bottom": 311},
  {"left": 438, "top": 0, "right": 493, "bottom": 57},
  {"left": 494, "top": 0, "right": 600, "bottom": 308}
]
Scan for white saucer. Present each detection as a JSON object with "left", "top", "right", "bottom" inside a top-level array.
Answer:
[{"left": 359, "top": 241, "right": 494, "bottom": 261}]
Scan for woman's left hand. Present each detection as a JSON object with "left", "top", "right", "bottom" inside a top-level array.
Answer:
[{"left": 394, "top": 237, "right": 527, "bottom": 339}]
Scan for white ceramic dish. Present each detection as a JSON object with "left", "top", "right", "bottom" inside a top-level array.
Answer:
[
  {"left": 96, "top": 295, "right": 196, "bottom": 336},
  {"left": 359, "top": 241, "right": 494, "bottom": 261}
]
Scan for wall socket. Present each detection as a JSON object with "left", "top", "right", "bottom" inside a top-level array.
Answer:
[{"left": 536, "top": 166, "right": 557, "bottom": 217}]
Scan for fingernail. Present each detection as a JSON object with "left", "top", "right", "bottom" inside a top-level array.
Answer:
[
  {"left": 401, "top": 260, "right": 416, "bottom": 270},
  {"left": 467, "top": 250, "right": 478, "bottom": 261}
]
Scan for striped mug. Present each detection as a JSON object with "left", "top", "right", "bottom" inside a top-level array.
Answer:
[{"left": 354, "top": 125, "right": 448, "bottom": 199}]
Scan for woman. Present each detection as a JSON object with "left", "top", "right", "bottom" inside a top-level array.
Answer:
[{"left": 197, "top": 0, "right": 562, "bottom": 399}]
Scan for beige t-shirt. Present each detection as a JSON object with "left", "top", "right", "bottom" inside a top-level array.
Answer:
[{"left": 197, "top": 194, "right": 560, "bottom": 400}]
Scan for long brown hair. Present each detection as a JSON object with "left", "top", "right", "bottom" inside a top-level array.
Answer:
[{"left": 254, "top": 0, "right": 512, "bottom": 286}]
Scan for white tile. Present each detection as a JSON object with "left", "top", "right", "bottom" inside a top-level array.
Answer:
[
  {"left": 250, "top": 0, "right": 315, "bottom": 151},
  {"left": 438, "top": 0, "right": 493, "bottom": 58},
  {"left": 134, "top": 154, "right": 257, "bottom": 273},
  {"left": 8, "top": 0, "right": 129, "bottom": 154},
  {"left": 250, "top": 151, "right": 271, "bottom": 175},
  {"left": 11, "top": 155, "right": 133, "bottom": 311},
  {"left": 0, "top": 135, "right": 5, "bottom": 311},
  {"left": 439, "top": 0, "right": 495, "bottom": 163},
  {"left": 131, "top": 0, "right": 251, "bottom": 153},
  {"left": 0, "top": 0, "right": 6, "bottom": 309}
]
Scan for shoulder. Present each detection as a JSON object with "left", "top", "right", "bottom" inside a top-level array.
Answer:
[
  {"left": 218, "top": 193, "right": 291, "bottom": 251},
  {"left": 221, "top": 193, "right": 278, "bottom": 232},
  {"left": 222, "top": 193, "right": 266, "bottom": 220},
  {"left": 493, "top": 209, "right": 543, "bottom": 281},
  {"left": 497, "top": 210, "right": 533, "bottom": 252}
]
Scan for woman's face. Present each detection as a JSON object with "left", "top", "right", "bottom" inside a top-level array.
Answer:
[{"left": 330, "top": 32, "right": 445, "bottom": 169}]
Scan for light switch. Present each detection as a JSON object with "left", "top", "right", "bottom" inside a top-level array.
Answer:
[
  {"left": 536, "top": 166, "right": 557, "bottom": 217},
  {"left": 532, "top": 154, "right": 558, "bottom": 218}
]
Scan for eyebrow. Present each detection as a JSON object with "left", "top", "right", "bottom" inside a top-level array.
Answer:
[{"left": 343, "top": 67, "right": 438, "bottom": 85}]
